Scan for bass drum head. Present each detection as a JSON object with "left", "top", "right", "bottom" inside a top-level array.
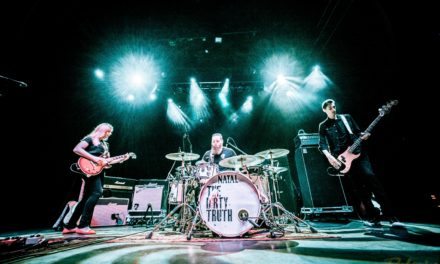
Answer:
[{"left": 198, "top": 171, "right": 261, "bottom": 237}]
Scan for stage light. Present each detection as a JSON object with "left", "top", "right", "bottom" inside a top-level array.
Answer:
[{"left": 94, "top": 69, "right": 105, "bottom": 79}]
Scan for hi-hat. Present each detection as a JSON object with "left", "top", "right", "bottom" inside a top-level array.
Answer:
[
  {"left": 219, "top": 155, "right": 265, "bottom": 169},
  {"left": 255, "top": 148, "right": 290, "bottom": 159},
  {"left": 175, "top": 164, "right": 195, "bottom": 171},
  {"left": 266, "top": 166, "right": 288, "bottom": 174},
  {"left": 165, "top": 152, "right": 200, "bottom": 161}
]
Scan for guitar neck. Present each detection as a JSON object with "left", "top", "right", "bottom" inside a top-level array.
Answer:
[
  {"left": 348, "top": 115, "right": 383, "bottom": 153},
  {"left": 108, "top": 154, "right": 128, "bottom": 164}
]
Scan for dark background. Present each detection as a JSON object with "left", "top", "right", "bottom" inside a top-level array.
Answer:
[{"left": 0, "top": 0, "right": 438, "bottom": 231}]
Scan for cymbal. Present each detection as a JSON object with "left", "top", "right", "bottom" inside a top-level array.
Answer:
[
  {"left": 255, "top": 149, "right": 290, "bottom": 159},
  {"left": 219, "top": 155, "right": 265, "bottom": 169},
  {"left": 165, "top": 152, "right": 200, "bottom": 161},
  {"left": 266, "top": 166, "right": 288, "bottom": 174}
]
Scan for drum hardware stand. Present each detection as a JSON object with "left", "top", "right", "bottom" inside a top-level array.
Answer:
[
  {"left": 145, "top": 192, "right": 197, "bottom": 239},
  {"left": 147, "top": 151, "right": 201, "bottom": 239},
  {"left": 173, "top": 155, "right": 196, "bottom": 232},
  {"left": 267, "top": 155, "right": 283, "bottom": 217},
  {"left": 129, "top": 203, "right": 156, "bottom": 227},
  {"left": 147, "top": 153, "right": 198, "bottom": 239},
  {"left": 268, "top": 169, "right": 282, "bottom": 216},
  {"left": 259, "top": 201, "right": 318, "bottom": 236},
  {"left": 186, "top": 206, "right": 201, "bottom": 240}
]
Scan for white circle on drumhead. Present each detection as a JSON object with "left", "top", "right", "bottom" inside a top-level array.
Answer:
[{"left": 198, "top": 171, "right": 261, "bottom": 237}]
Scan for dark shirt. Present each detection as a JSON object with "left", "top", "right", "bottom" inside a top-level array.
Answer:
[
  {"left": 318, "top": 114, "right": 362, "bottom": 156},
  {"left": 202, "top": 147, "right": 237, "bottom": 171},
  {"left": 81, "top": 136, "right": 108, "bottom": 157}
]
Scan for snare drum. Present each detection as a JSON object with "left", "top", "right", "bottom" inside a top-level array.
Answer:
[
  {"left": 168, "top": 180, "right": 184, "bottom": 204},
  {"left": 198, "top": 171, "right": 261, "bottom": 237}
]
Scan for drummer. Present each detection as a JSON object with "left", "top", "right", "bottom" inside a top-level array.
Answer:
[
  {"left": 202, "top": 133, "right": 237, "bottom": 169},
  {"left": 199, "top": 133, "right": 236, "bottom": 183}
]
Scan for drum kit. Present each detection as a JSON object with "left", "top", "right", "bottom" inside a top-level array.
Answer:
[{"left": 146, "top": 148, "right": 316, "bottom": 240}]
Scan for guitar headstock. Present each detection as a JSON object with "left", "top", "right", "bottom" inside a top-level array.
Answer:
[
  {"left": 379, "top": 100, "right": 398, "bottom": 116},
  {"left": 128, "top": 152, "right": 137, "bottom": 159}
]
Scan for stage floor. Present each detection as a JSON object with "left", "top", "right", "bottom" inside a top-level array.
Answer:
[{"left": 1, "top": 219, "right": 439, "bottom": 263}]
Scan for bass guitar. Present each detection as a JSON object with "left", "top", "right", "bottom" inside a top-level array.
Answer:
[
  {"left": 77, "top": 152, "right": 136, "bottom": 177},
  {"left": 327, "top": 100, "right": 398, "bottom": 176}
]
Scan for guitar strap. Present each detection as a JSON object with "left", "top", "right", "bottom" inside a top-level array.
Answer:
[{"left": 340, "top": 114, "right": 353, "bottom": 135}]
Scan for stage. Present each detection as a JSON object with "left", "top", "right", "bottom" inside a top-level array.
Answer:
[{"left": 1, "top": 219, "right": 439, "bottom": 263}]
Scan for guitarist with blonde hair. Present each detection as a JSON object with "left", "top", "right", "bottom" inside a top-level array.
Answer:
[
  {"left": 63, "top": 122, "right": 129, "bottom": 235},
  {"left": 318, "top": 99, "right": 401, "bottom": 227}
]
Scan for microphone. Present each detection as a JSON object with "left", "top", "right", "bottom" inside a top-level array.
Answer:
[{"left": 225, "top": 137, "right": 230, "bottom": 148}]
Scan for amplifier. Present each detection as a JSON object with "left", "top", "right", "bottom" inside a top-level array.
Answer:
[
  {"left": 131, "top": 184, "right": 164, "bottom": 212},
  {"left": 91, "top": 198, "right": 129, "bottom": 227},
  {"left": 135, "top": 179, "right": 169, "bottom": 213},
  {"left": 103, "top": 175, "right": 137, "bottom": 191},
  {"left": 294, "top": 130, "right": 319, "bottom": 148},
  {"left": 102, "top": 176, "right": 137, "bottom": 209}
]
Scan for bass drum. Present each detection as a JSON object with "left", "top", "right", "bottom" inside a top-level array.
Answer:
[{"left": 198, "top": 171, "right": 261, "bottom": 237}]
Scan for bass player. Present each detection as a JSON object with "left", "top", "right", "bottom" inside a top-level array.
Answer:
[{"left": 318, "top": 99, "right": 401, "bottom": 227}]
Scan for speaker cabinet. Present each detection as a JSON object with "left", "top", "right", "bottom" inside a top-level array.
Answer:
[
  {"left": 135, "top": 179, "right": 169, "bottom": 213},
  {"left": 294, "top": 146, "right": 349, "bottom": 209},
  {"left": 131, "top": 185, "right": 164, "bottom": 213},
  {"left": 91, "top": 198, "right": 129, "bottom": 227},
  {"left": 102, "top": 175, "right": 137, "bottom": 208}
]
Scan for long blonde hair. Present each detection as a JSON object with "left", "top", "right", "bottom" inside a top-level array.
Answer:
[
  {"left": 85, "top": 123, "right": 113, "bottom": 154},
  {"left": 88, "top": 123, "right": 113, "bottom": 139}
]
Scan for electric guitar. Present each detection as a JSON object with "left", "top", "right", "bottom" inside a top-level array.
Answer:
[
  {"left": 327, "top": 100, "right": 398, "bottom": 176},
  {"left": 77, "top": 152, "right": 136, "bottom": 177}
]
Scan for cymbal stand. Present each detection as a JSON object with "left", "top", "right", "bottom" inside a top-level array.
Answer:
[
  {"left": 271, "top": 160, "right": 281, "bottom": 201},
  {"left": 145, "top": 157, "right": 196, "bottom": 239},
  {"left": 266, "top": 155, "right": 281, "bottom": 216},
  {"left": 259, "top": 201, "right": 318, "bottom": 237},
  {"left": 259, "top": 156, "right": 317, "bottom": 235},
  {"left": 145, "top": 198, "right": 197, "bottom": 239},
  {"left": 186, "top": 205, "right": 201, "bottom": 240}
]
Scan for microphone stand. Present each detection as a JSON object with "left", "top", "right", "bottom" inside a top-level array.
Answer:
[
  {"left": 187, "top": 136, "right": 193, "bottom": 154},
  {"left": 227, "top": 140, "right": 249, "bottom": 174},
  {"left": 227, "top": 140, "right": 247, "bottom": 155}
]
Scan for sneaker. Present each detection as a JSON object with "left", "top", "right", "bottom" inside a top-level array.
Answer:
[
  {"left": 391, "top": 221, "right": 406, "bottom": 228},
  {"left": 388, "top": 217, "right": 405, "bottom": 228},
  {"left": 75, "top": 227, "right": 96, "bottom": 235},
  {"left": 62, "top": 227, "right": 77, "bottom": 234},
  {"left": 363, "top": 219, "right": 382, "bottom": 228}
]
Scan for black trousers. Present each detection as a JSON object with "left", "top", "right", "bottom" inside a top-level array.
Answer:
[
  {"left": 66, "top": 174, "right": 103, "bottom": 228},
  {"left": 345, "top": 154, "right": 392, "bottom": 219}
]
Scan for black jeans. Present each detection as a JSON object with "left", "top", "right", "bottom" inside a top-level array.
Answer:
[
  {"left": 346, "top": 154, "right": 392, "bottom": 219},
  {"left": 66, "top": 174, "right": 103, "bottom": 229}
]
